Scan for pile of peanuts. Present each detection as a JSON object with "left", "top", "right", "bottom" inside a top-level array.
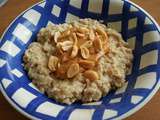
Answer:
[{"left": 48, "top": 25, "right": 109, "bottom": 81}]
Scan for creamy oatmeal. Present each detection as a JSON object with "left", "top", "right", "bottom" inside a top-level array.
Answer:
[{"left": 23, "top": 19, "right": 133, "bottom": 104}]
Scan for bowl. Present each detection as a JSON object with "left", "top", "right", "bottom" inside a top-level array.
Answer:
[{"left": 0, "top": 0, "right": 160, "bottom": 120}]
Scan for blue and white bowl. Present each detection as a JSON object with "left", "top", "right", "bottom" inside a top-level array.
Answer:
[{"left": 0, "top": 0, "right": 160, "bottom": 120}]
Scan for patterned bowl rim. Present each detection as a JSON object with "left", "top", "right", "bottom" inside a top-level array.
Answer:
[{"left": 0, "top": 0, "right": 160, "bottom": 120}]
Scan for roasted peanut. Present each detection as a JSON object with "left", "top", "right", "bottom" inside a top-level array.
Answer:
[
  {"left": 79, "top": 60, "right": 95, "bottom": 69},
  {"left": 72, "top": 33, "right": 78, "bottom": 45},
  {"left": 48, "top": 56, "right": 59, "bottom": 72},
  {"left": 54, "top": 32, "right": 60, "bottom": 43},
  {"left": 93, "top": 38, "right": 103, "bottom": 52},
  {"left": 89, "top": 29, "right": 95, "bottom": 40},
  {"left": 67, "top": 63, "right": 80, "bottom": 78},
  {"left": 59, "top": 30, "right": 71, "bottom": 39},
  {"left": 80, "top": 46, "right": 90, "bottom": 59},
  {"left": 81, "top": 41, "right": 93, "bottom": 48},
  {"left": 71, "top": 45, "right": 78, "bottom": 58},
  {"left": 76, "top": 32, "right": 85, "bottom": 38},
  {"left": 95, "top": 26, "right": 108, "bottom": 40},
  {"left": 77, "top": 27, "right": 89, "bottom": 33},
  {"left": 58, "top": 41, "right": 73, "bottom": 51},
  {"left": 83, "top": 70, "right": 99, "bottom": 81}
]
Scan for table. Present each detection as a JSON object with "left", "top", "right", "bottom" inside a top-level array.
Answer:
[{"left": 0, "top": 0, "right": 160, "bottom": 120}]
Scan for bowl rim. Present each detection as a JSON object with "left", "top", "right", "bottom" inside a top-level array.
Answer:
[{"left": 0, "top": 0, "right": 160, "bottom": 120}]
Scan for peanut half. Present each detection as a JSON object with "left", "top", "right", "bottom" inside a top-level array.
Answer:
[
  {"left": 59, "top": 30, "right": 71, "bottom": 39},
  {"left": 95, "top": 26, "right": 108, "bottom": 40},
  {"left": 54, "top": 32, "right": 60, "bottom": 43},
  {"left": 71, "top": 45, "right": 78, "bottom": 58},
  {"left": 72, "top": 32, "right": 78, "bottom": 45},
  {"left": 80, "top": 46, "right": 90, "bottom": 59},
  {"left": 93, "top": 38, "right": 103, "bottom": 52},
  {"left": 79, "top": 60, "right": 95, "bottom": 69},
  {"left": 67, "top": 63, "right": 80, "bottom": 78},
  {"left": 48, "top": 56, "right": 59, "bottom": 72},
  {"left": 76, "top": 32, "right": 85, "bottom": 38},
  {"left": 58, "top": 41, "right": 73, "bottom": 51},
  {"left": 81, "top": 41, "right": 93, "bottom": 48},
  {"left": 83, "top": 70, "right": 99, "bottom": 81},
  {"left": 89, "top": 29, "right": 95, "bottom": 41},
  {"left": 77, "top": 27, "right": 89, "bottom": 33}
]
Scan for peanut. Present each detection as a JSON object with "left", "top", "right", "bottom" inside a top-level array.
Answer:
[
  {"left": 77, "top": 27, "right": 89, "bottom": 33},
  {"left": 76, "top": 32, "right": 85, "bottom": 38},
  {"left": 93, "top": 38, "right": 103, "bottom": 52},
  {"left": 80, "top": 46, "right": 90, "bottom": 59},
  {"left": 83, "top": 70, "right": 99, "bottom": 81},
  {"left": 59, "top": 30, "right": 71, "bottom": 39},
  {"left": 89, "top": 29, "right": 95, "bottom": 40},
  {"left": 54, "top": 32, "right": 60, "bottom": 43},
  {"left": 72, "top": 33, "right": 78, "bottom": 45},
  {"left": 81, "top": 41, "right": 93, "bottom": 48},
  {"left": 48, "top": 56, "right": 59, "bottom": 72},
  {"left": 67, "top": 63, "right": 80, "bottom": 78},
  {"left": 58, "top": 41, "right": 73, "bottom": 51},
  {"left": 79, "top": 60, "right": 95, "bottom": 69},
  {"left": 71, "top": 45, "right": 78, "bottom": 58},
  {"left": 95, "top": 26, "right": 108, "bottom": 40}
]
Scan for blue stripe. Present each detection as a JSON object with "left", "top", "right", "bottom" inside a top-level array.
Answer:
[
  {"left": 121, "top": 2, "right": 130, "bottom": 41},
  {"left": 122, "top": 12, "right": 146, "bottom": 108},
  {"left": 56, "top": 106, "right": 75, "bottom": 120}
]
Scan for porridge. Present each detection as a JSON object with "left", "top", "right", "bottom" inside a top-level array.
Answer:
[{"left": 23, "top": 19, "right": 133, "bottom": 104}]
